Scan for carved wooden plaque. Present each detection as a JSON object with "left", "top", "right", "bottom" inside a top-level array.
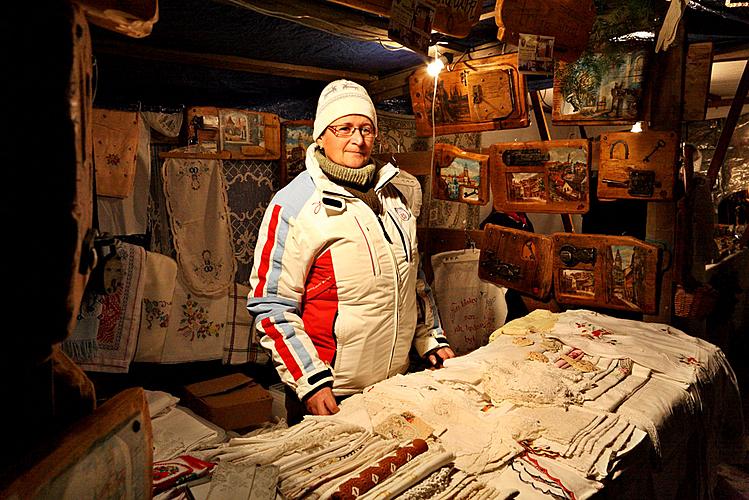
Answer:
[
  {"left": 186, "top": 107, "right": 280, "bottom": 160},
  {"left": 598, "top": 130, "right": 677, "bottom": 201},
  {"left": 432, "top": 143, "right": 489, "bottom": 205},
  {"left": 489, "top": 139, "right": 590, "bottom": 213},
  {"left": 479, "top": 225, "right": 554, "bottom": 299},
  {"left": 410, "top": 54, "right": 529, "bottom": 136},
  {"left": 495, "top": 0, "right": 596, "bottom": 63},
  {"left": 552, "top": 233, "right": 659, "bottom": 314},
  {"left": 329, "top": 0, "right": 481, "bottom": 38}
]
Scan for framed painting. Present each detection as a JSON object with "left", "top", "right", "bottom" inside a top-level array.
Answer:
[
  {"left": 432, "top": 143, "right": 489, "bottom": 205},
  {"left": 552, "top": 49, "right": 649, "bottom": 125},
  {"left": 409, "top": 53, "right": 529, "bottom": 137},
  {"left": 489, "top": 139, "right": 590, "bottom": 213},
  {"left": 280, "top": 119, "right": 314, "bottom": 186}
]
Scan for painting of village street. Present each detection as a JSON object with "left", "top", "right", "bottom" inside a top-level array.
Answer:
[
  {"left": 553, "top": 49, "right": 647, "bottom": 124},
  {"left": 434, "top": 156, "right": 486, "bottom": 205},
  {"left": 220, "top": 110, "right": 265, "bottom": 152},
  {"left": 559, "top": 269, "right": 596, "bottom": 297},
  {"left": 606, "top": 244, "right": 648, "bottom": 310}
]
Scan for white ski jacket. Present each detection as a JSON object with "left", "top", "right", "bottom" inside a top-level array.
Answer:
[{"left": 248, "top": 144, "right": 447, "bottom": 400}]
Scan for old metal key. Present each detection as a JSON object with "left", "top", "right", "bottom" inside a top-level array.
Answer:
[{"left": 643, "top": 139, "right": 666, "bottom": 162}]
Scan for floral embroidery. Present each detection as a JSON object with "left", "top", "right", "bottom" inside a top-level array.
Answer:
[
  {"left": 193, "top": 250, "right": 224, "bottom": 284},
  {"left": 678, "top": 355, "right": 703, "bottom": 368},
  {"left": 178, "top": 294, "right": 224, "bottom": 340},
  {"left": 575, "top": 321, "right": 617, "bottom": 345},
  {"left": 143, "top": 299, "right": 171, "bottom": 329},
  {"left": 177, "top": 160, "right": 211, "bottom": 190},
  {"left": 105, "top": 153, "right": 121, "bottom": 167}
]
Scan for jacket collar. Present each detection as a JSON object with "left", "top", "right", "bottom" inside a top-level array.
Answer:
[{"left": 305, "top": 144, "right": 399, "bottom": 197}]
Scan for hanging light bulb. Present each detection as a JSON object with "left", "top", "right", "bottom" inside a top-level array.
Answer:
[
  {"left": 427, "top": 56, "right": 445, "bottom": 77},
  {"left": 630, "top": 121, "right": 643, "bottom": 133}
]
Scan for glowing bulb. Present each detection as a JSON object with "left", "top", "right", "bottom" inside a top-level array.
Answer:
[
  {"left": 630, "top": 121, "right": 643, "bottom": 133},
  {"left": 427, "top": 57, "right": 445, "bottom": 77}
]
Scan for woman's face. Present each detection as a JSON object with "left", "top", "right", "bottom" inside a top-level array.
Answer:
[{"left": 316, "top": 114, "right": 376, "bottom": 169}]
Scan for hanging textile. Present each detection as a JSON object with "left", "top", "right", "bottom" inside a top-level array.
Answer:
[
  {"left": 223, "top": 283, "right": 269, "bottom": 365},
  {"left": 134, "top": 251, "right": 178, "bottom": 362},
  {"left": 431, "top": 249, "right": 507, "bottom": 355},
  {"left": 93, "top": 109, "right": 139, "bottom": 198},
  {"left": 163, "top": 157, "right": 236, "bottom": 297}
]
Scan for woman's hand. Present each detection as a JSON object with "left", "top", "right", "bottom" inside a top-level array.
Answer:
[
  {"left": 427, "top": 346, "right": 456, "bottom": 368},
  {"left": 305, "top": 387, "right": 340, "bottom": 415}
]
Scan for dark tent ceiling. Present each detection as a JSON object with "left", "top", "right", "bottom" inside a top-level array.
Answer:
[{"left": 89, "top": 0, "right": 749, "bottom": 119}]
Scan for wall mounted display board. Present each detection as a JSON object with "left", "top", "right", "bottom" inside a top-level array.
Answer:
[
  {"left": 432, "top": 143, "right": 490, "bottom": 205},
  {"left": 489, "top": 139, "right": 590, "bottom": 213},
  {"left": 552, "top": 233, "right": 659, "bottom": 314},
  {"left": 186, "top": 107, "right": 280, "bottom": 160},
  {"left": 280, "top": 120, "right": 314, "bottom": 186},
  {"left": 553, "top": 49, "right": 649, "bottom": 125},
  {"left": 494, "top": 0, "right": 596, "bottom": 63},
  {"left": 683, "top": 42, "right": 714, "bottom": 122},
  {"left": 329, "top": 0, "right": 481, "bottom": 38},
  {"left": 479, "top": 224, "right": 554, "bottom": 299},
  {"left": 409, "top": 53, "right": 529, "bottom": 136},
  {"left": 598, "top": 130, "right": 678, "bottom": 201}
]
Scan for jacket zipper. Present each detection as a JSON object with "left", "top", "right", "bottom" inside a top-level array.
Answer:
[
  {"left": 354, "top": 216, "right": 378, "bottom": 277},
  {"left": 374, "top": 213, "right": 401, "bottom": 375},
  {"left": 387, "top": 212, "right": 411, "bottom": 262}
]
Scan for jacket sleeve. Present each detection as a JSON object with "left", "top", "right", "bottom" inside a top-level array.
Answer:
[
  {"left": 411, "top": 251, "right": 450, "bottom": 356},
  {"left": 247, "top": 200, "right": 334, "bottom": 401}
]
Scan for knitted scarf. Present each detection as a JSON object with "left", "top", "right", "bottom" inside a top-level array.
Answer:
[{"left": 315, "top": 149, "right": 382, "bottom": 215}]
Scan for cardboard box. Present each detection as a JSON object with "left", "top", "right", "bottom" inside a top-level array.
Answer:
[{"left": 182, "top": 373, "right": 272, "bottom": 430}]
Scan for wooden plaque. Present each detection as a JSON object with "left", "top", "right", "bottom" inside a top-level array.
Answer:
[
  {"left": 432, "top": 143, "right": 489, "bottom": 205},
  {"left": 280, "top": 119, "right": 314, "bottom": 186},
  {"left": 409, "top": 53, "right": 529, "bottom": 137},
  {"left": 495, "top": 0, "right": 596, "bottom": 63},
  {"left": 553, "top": 49, "right": 649, "bottom": 125},
  {"left": 328, "top": 0, "right": 481, "bottom": 38},
  {"left": 598, "top": 130, "right": 678, "bottom": 201},
  {"left": 489, "top": 139, "right": 590, "bottom": 213},
  {"left": 683, "top": 42, "right": 714, "bottom": 122},
  {"left": 479, "top": 225, "right": 554, "bottom": 299},
  {"left": 552, "top": 233, "right": 659, "bottom": 314},
  {"left": 186, "top": 106, "right": 280, "bottom": 160}
]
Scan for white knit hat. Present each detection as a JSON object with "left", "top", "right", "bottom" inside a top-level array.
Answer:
[{"left": 313, "top": 79, "right": 377, "bottom": 139}]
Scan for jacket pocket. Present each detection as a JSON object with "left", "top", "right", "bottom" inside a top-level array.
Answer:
[{"left": 354, "top": 216, "right": 381, "bottom": 277}]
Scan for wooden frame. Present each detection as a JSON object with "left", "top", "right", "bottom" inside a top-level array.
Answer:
[
  {"left": 489, "top": 139, "right": 590, "bottom": 213},
  {"left": 409, "top": 53, "right": 529, "bottom": 137},
  {"left": 432, "top": 143, "right": 489, "bottom": 205},
  {"left": 280, "top": 119, "right": 314, "bottom": 186},
  {"left": 552, "top": 233, "right": 659, "bottom": 314},
  {"left": 185, "top": 106, "right": 280, "bottom": 160},
  {"left": 553, "top": 48, "right": 649, "bottom": 125},
  {"left": 3, "top": 388, "right": 152, "bottom": 498},
  {"left": 598, "top": 130, "right": 678, "bottom": 201}
]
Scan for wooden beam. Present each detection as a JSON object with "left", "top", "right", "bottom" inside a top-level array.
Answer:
[
  {"left": 367, "top": 65, "right": 421, "bottom": 102},
  {"left": 93, "top": 40, "right": 377, "bottom": 82},
  {"left": 707, "top": 59, "right": 749, "bottom": 188}
]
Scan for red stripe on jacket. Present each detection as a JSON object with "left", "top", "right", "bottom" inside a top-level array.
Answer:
[
  {"left": 302, "top": 249, "right": 338, "bottom": 364},
  {"left": 260, "top": 316, "right": 303, "bottom": 379},
  {"left": 255, "top": 204, "right": 282, "bottom": 297}
]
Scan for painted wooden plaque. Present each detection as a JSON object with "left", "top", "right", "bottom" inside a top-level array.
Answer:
[
  {"left": 598, "top": 130, "right": 678, "bottom": 201},
  {"left": 280, "top": 119, "right": 314, "bottom": 186},
  {"left": 552, "top": 233, "right": 659, "bottom": 314},
  {"left": 432, "top": 143, "right": 489, "bottom": 205},
  {"left": 328, "top": 0, "right": 481, "bottom": 38},
  {"left": 410, "top": 53, "right": 529, "bottom": 136},
  {"left": 495, "top": 0, "right": 596, "bottom": 63},
  {"left": 479, "top": 225, "right": 554, "bottom": 299},
  {"left": 186, "top": 106, "right": 280, "bottom": 160},
  {"left": 489, "top": 139, "right": 590, "bottom": 213},
  {"left": 553, "top": 49, "right": 649, "bottom": 125}
]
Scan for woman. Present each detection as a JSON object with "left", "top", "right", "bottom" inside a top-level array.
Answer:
[{"left": 248, "top": 80, "right": 454, "bottom": 423}]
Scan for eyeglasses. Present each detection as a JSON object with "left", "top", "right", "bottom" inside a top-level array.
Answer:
[{"left": 326, "top": 125, "right": 375, "bottom": 139}]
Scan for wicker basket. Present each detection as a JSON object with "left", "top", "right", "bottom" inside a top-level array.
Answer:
[{"left": 674, "top": 284, "right": 719, "bottom": 318}]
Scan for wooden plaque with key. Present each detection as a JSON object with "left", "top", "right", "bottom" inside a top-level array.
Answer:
[
  {"left": 552, "top": 233, "right": 659, "bottom": 313},
  {"left": 598, "top": 131, "right": 677, "bottom": 201},
  {"left": 479, "top": 224, "right": 554, "bottom": 299}
]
